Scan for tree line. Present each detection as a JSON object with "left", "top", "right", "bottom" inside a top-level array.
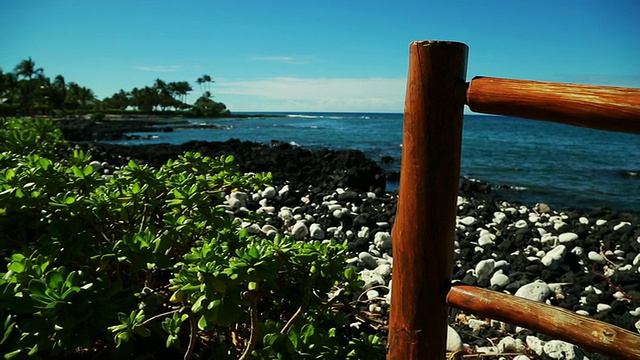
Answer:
[{"left": 0, "top": 58, "right": 229, "bottom": 118}]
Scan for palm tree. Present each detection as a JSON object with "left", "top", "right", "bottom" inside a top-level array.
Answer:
[
  {"left": 196, "top": 77, "right": 205, "bottom": 96},
  {"left": 202, "top": 74, "right": 213, "bottom": 93},
  {"left": 14, "top": 57, "right": 44, "bottom": 80},
  {"left": 50, "top": 75, "right": 67, "bottom": 111}
]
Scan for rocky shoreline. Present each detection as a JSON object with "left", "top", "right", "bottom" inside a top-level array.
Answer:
[{"left": 59, "top": 119, "right": 639, "bottom": 359}]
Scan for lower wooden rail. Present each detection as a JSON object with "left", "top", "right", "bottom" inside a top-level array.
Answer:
[{"left": 446, "top": 284, "right": 640, "bottom": 360}]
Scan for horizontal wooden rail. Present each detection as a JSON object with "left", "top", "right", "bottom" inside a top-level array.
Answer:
[
  {"left": 447, "top": 284, "right": 640, "bottom": 359},
  {"left": 466, "top": 77, "right": 640, "bottom": 134}
]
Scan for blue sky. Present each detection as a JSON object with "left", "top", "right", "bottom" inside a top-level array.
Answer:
[{"left": 1, "top": 0, "right": 638, "bottom": 113}]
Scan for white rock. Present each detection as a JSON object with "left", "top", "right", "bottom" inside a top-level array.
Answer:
[
  {"left": 357, "top": 226, "right": 370, "bottom": 239},
  {"left": 571, "top": 246, "right": 585, "bottom": 256},
  {"left": 467, "top": 318, "right": 489, "bottom": 331},
  {"left": 373, "top": 263, "right": 392, "bottom": 277},
  {"left": 446, "top": 326, "right": 463, "bottom": 352},
  {"left": 635, "top": 319, "right": 640, "bottom": 334},
  {"left": 576, "top": 310, "right": 590, "bottom": 316},
  {"left": 558, "top": 232, "right": 578, "bottom": 243},
  {"left": 514, "top": 219, "right": 528, "bottom": 228},
  {"left": 360, "top": 269, "right": 385, "bottom": 290},
  {"left": 308, "top": 223, "right": 325, "bottom": 240},
  {"left": 373, "top": 232, "right": 392, "bottom": 251},
  {"left": 579, "top": 217, "right": 589, "bottom": 225},
  {"left": 633, "top": 253, "right": 640, "bottom": 266},
  {"left": 89, "top": 160, "right": 102, "bottom": 170},
  {"left": 278, "top": 208, "right": 294, "bottom": 222},
  {"left": 597, "top": 303, "right": 612, "bottom": 312},
  {"left": 613, "top": 291, "right": 626, "bottom": 299},
  {"left": 629, "top": 307, "right": 640, "bottom": 316},
  {"left": 261, "top": 224, "right": 278, "bottom": 236},
  {"left": 277, "top": 184, "right": 289, "bottom": 196},
  {"left": 541, "top": 233, "right": 558, "bottom": 246},
  {"left": 490, "top": 271, "right": 510, "bottom": 288},
  {"left": 290, "top": 221, "right": 309, "bottom": 239},
  {"left": 588, "top": 251, "right": 606, "bottom": 264},
  {"left": 332, "top": 209, "right": 344, "bottom": 218},
  {"left": 498, "top": 336, "right": 526, "bottom": 352},
  {"left": 227, "top": 197, "right": 243, "bottom": 210},
  {"left": 515, "top": 280, "right": 551, "bottom": 302},
  {"left": 358, "top": 252, "right": 378, "bottom": 269},
  {"left": 553, "top": 220, "right": 567, "bottom": 231},
  {"left": 493, "top": 212, "right": 507, "bottom": 224},
  {"left": 543, "top": 340, "right": 582, "bottom": 359},
  {"left": 459, "top": 216, "right": 476, "bottom": 226},
  {"left": 478, "top": 233, "right": 496, "bottom": 246},
  {"left": 526, "top": 336, "right": 545, "bottom": 356},
  {"left": 244, "top": 223, "right": 261, "bottom": 234},
  {"left": 513, "top": 356, "right": 531, "bottom": 360},
  {"left": 262, "top": 186, "right": 276, "bottom": 199},
  {"left": 614, "top": 221, "right": 632, "bottom": 233},
  {"left": 585, "top": 285, "right": 603, "bottom": 295},
  {"left": 257, "top": 206, "right": 275, "bottom": 214},
  {"left": 595, "top": 219, "right": 607, "bottom": 226},
  {"left": 541, "top": 245, "right": 566, "bottom": 267},
  {"left": 494, "top": 260, "right": 510, "bottom": 270},
  {"left": 547, "top": 283, "right": 565, "bottom": 294},
  {"left": 475, "top": 259, "right": 495, "bottom": 280},
  {"left": 365, "top": 289, "right": 379, "bottom": 300}
]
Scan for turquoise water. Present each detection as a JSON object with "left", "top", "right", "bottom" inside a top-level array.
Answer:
[{"left": 108, "top": 113, "right": 640, "bottom": 213}]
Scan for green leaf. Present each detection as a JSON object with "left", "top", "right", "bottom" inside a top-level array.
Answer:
[
  {"left": 27, "top": 344, "right": 39, "bottom": 356},
  {"left": 72, "top": 166, "right": 84, "bottom": 178},
  {"left": 248, "top": 281, "right": 258, "bottom": 291},
  {"left": 28, "top": 280, "right": 47, "bottom": 298},
  {"left": 300, "top": 323, "right": 315, "bottom": 342},
  {"left": 197, "top": 315, "right": 207, "bottom": 331},
  {"left": 287, "top": 330, "right": 298, "bottom": 349},
  {"left": 166, "top": 334, "right": 178, "bottom": 348},
  {"left": 192, "top": 295, "right": 206, "bottom": 313},
  {"left": 1, "top": 320, "right": 15, "bottom": 345},
  {"left": 4, "top": 349, "right": 22, "bottom": 359},
  {"left": 7, "top": 262, "right": 24, "bottom": 273}
]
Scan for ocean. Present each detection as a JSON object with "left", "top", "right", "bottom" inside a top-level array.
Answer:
[{"left": 108, "top": 112, "right": 640, "bottom": 214}]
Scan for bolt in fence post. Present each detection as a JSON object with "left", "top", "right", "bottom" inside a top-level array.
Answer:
[{"left": 388, "top": 40, "right": 468, "bottom": 359}]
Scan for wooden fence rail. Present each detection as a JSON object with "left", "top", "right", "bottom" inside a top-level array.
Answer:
[{"left": 388, "top": 40, "right": 640, "bottom": 359}]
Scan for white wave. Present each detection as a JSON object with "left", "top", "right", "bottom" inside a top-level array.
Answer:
[{"left": 286, "top": 114, "right": 320, "bottom": 119}]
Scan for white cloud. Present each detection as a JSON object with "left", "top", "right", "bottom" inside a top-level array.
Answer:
[
  {"left": 132, "top": 65, "right": 182, "bottom": 72},
  {"left": 215, "top": 77, "right": 406, "bottom": 112}
]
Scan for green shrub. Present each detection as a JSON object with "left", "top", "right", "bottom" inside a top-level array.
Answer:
[{"left": 0, "top": 119, "right": 385, "bottom": 359}]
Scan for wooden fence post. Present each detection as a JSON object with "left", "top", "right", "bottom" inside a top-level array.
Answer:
[{"left": 388, "top": 40, "right": 468, "bottom": 359}]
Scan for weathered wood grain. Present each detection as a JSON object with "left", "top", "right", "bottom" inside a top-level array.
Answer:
[
  {"left": 388, "top": 40, "right": 468, "bottom": 359},
  {"left": 466, "top": 77, "right": 640, "bottom": 134},
  {"left": 447, "top": 284, "right": 640, "bottom": 359}
]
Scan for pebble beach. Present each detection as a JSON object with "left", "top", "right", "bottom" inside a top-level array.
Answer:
[{"left": 59, "top": 119, "right": 640, "bottom": 359}]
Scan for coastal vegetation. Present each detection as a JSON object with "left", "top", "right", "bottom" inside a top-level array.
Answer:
[
  {"left": 0, "top": 118, "right": 385, "bottom": 359},
  {"left": 0, "top": 58, "right": 230, "bottom": 118}
]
